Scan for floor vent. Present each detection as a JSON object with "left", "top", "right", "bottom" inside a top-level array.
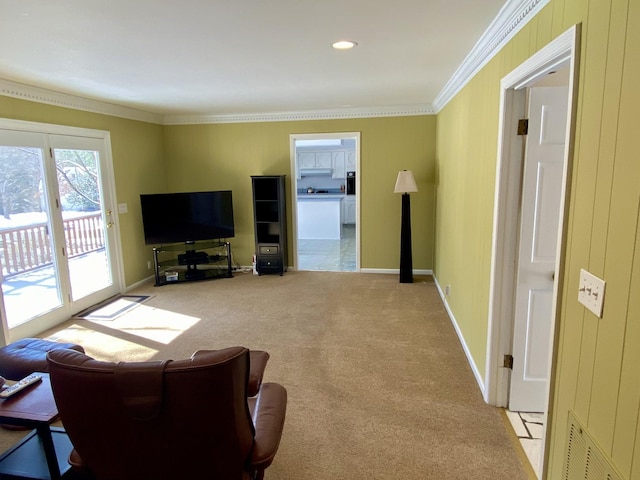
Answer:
[{"left": 564, "top": 410, "right": 624, "bottom": 480}]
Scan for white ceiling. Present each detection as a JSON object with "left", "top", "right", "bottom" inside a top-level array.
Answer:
[{"left": 0, "top": 1, "right": 514, "bottom": 119}]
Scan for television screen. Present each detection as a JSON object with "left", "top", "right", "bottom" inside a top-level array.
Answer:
[{"left": 140, "top": 191, "right": 234, "bottom": 245}]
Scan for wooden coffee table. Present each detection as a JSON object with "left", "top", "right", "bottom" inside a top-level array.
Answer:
[{"left": 0, "top": 373, "right": 73, "bottom": 479}]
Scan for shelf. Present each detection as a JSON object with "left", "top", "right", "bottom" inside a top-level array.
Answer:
[
  {"left": 158, "top": 266, "right": 231, "bottom": 284},
  {"left": 252, "top": 181, "right": 279, "bottom": 201},
  {"left": 153, "top": 241, "right": 232, "bottom": 286},
  {"left": 256, "top": 222, "right": 281, "bottom": 244},
  {"left": 255, "top": 201, "right": 280, "bottom": 222},
  {"left": 156, "top": 254, "right": 225, "bottom": 269},
  {"left": 154, "top": 239, "right": 226, "bottom": 252},
  {"left": 0, "top": 427, "right": 73, "bottom": 480}
]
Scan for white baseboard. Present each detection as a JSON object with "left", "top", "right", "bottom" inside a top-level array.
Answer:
[
  {"left": 126, "top": 275, "right": 155, "bottom": 292},
  {"left": 432, "top": 276, "right": 486, "bottom": 397},
  {"left": 360, "top": 268, "right": 433, "bottom": 276}
]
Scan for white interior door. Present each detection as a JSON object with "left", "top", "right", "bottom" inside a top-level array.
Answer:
[
  {"left": 509, "top": 86, "right": 569, "bottom": 412},
  {"left": 0, "top": 124, "right": 122, "bottom": 341}
]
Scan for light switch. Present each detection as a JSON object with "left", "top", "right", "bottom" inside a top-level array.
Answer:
[
  {"left": 578, "top": 268, "right": 606, "bottom": 318},
  {"left": 118, "top": 203, "right": 128, "bottom": 214}
]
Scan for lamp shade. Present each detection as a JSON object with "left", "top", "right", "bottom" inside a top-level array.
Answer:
[{"left": 394, "top": 170, "right": 418, "bottom": 193}]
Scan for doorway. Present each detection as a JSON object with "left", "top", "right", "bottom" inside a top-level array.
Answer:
[
  {"left": 0, "top": 120, "right": 123, "bottom": 342},
  {"left": 289, "top": 133, "right": 360, "bottom": 272},
  {"left": 485, "top": 25, "right": 580, "bottom": 478}
]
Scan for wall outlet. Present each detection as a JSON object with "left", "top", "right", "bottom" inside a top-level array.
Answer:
[
  {"left": 578, "top": 268, "right": 606, "bottom": 318},
  {"left": 147, "top": 260, "right": 152, "bottom": 270},
  {"left": 444, "top": 284, "right": 451, "bottom": 296}
]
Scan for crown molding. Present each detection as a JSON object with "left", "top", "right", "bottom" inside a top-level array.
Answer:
[
  {"left": 432, "top": 0, "right": 550, "bottom": 112},
  {"left": 0, "top": 0, "right": 548, "bottom": 125},
  {"left": 162, "top": 104, "right": 435, "bottom": 125},
  {"left": 0, "top": 79, "right": 163, "bottom": 124}
]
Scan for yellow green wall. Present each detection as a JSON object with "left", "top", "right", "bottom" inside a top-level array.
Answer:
[
  {"left": 0, "top": 96, "right": 167, "bottom": 286},
  {"left": 163, "top": 116, "right": 436, "bottom": 270},
  {"left": 0, "top": 95, "right": 436, "bottom": 280},
  {"left": 435, "top": 0, "right": 640, "bottom": 477}
]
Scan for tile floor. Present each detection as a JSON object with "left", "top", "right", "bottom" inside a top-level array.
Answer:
[
  {"left": 297, "top": 224, "right": 356, "bottom": 272},
  {"left": 506, "top": 410, "right": 544, "bottom": 478}
]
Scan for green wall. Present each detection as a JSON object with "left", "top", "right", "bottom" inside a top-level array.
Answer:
[
  {"left": 0, "top": 95, "right": 436, "bottom": 281},
  {"left": 163, "top": 116, "right": 436, "bottom": 270},
  {"left": 435, "top": 0, "right": 640, "bottom": 478},
  {"left": 0, "top": 96, "right": 167, "bottom": 286}
]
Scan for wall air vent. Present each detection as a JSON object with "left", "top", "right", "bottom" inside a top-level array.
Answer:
[{"left": 563, "top": 410, "right": 623, "bottom": 480}]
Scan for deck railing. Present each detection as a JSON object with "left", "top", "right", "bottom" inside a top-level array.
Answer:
[{"left": 0, "top": 213, "right": 105, "bottom": 278}]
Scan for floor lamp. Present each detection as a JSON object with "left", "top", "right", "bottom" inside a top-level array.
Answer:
[{"left": 394, "top": 170, "right": 418, "bottom": 283}]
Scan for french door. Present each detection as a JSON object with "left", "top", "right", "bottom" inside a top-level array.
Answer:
[{"left": 0, "top": 121, "right": 122, "bottom": 341}]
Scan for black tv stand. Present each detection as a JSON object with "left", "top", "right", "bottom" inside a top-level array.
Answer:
[
  {"left": 185, "top": 264, "right": 206, "bottom": 280},
  {"left": 178, "top": 250, "right": 209, "bottom": 265},
  {"left": 152, "top": 240, "right": 232, "bottom": 286}
]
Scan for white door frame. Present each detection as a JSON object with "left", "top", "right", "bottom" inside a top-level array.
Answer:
[
  {"left": 484, "top": 23, "right": 580, "bottom": 473},
  {"left": 289, "top": 132, "right": 361, "bottom": 271}
]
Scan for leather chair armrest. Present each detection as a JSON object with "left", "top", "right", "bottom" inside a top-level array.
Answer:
[
  {"left": 68, "top": 448, "right": 90, "bottom": 473},
  {"left": 248, "top": 382, "right": 287, "bottom": 472},
  {"left": 248, "top": 350, "right": 269, "bottom": 397}
]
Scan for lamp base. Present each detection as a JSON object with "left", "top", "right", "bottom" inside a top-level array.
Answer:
[{"left": 399, "top": 193, "right": 413, "bottom": 283}]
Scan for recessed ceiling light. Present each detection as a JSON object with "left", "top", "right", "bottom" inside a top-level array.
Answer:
[{"left": 332, "top": 40, "right": 358, "bottom": 50}]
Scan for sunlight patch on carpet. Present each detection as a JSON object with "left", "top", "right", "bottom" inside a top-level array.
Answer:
[{"left": 74, "top": 295, "right": 152, "bottom": 321}]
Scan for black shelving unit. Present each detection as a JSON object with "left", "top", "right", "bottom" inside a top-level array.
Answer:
[{"left": 251, "top": 175, "right": 288, "bottom": 275}]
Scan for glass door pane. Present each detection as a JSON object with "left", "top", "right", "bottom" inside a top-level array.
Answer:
[
  {"left": 0, "top": 125, "right": 122, "bottom": 340},
  {"left": 52, "top": 147, "right": 112, "bottom": 301},
  {"left": 0, "top": 143, "right": 63, "bottom": 327}
]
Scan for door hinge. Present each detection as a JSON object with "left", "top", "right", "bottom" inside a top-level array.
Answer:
[
  {"left": 517, "top": 119, "right": 529, "bottom": 135},
  {"left": 503, "top": 354, "right": 514, "bottom": 369}
]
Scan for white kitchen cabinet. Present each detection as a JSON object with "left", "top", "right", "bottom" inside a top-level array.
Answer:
[
  {"left": 297, "top": 151, "right": 333, "bottom": 171},
  {"left": 315, "top": 152, "right": 332, "bottom": 168},
  {"left": 298, "top": 152, "right": 316, "bottom": 169},
  {"left": 342, "top": 196, "right": 356, "bottom": 224},
  {"left": 332, "top": 151, "right": 346, "bottom": 179},
  {"left": 346, "top": 150, "right": 356, "bottom": 170}
]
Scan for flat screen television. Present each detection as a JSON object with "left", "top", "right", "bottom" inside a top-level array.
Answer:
[{"left": 140, "top": 190, "right": 234, "bottom": 245}]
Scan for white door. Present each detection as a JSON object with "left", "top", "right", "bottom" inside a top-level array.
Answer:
[
  {"left": 49, "top": 135, "right": 120, "bottom": 304},
  {"left": 509, "top": 86, "right": 569, "bottom": 412},
  {"left": 0, "top": 127, "right": 121, "bottom": 340}
]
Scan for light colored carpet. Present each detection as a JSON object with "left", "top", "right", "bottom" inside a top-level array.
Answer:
[
  {"left": 73, "top": 294, "right": 152, "bottom": 321},
  {"left": 2, "top": 271, "right": 531, "bottom": 479}
]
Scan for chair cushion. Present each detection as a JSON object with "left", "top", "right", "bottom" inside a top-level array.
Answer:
[{"left": 0, "top": 338, "right": 85, "bottom": 380}]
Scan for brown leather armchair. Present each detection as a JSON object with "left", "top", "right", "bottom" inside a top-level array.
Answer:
[{"left": 47, "top": 347, "right": 287, "bottom": 480}]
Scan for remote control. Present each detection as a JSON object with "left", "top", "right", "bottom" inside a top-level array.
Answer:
[{"left": 0, "top": 373, "right": 42, "bottom": 399}]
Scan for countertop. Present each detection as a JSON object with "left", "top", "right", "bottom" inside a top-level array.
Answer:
[
  {"left": 297, "top": 188, "right": 345, "bottom": 198},
  {"left": 297, "top": 193, "right": 344, "bottom": 200}
]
